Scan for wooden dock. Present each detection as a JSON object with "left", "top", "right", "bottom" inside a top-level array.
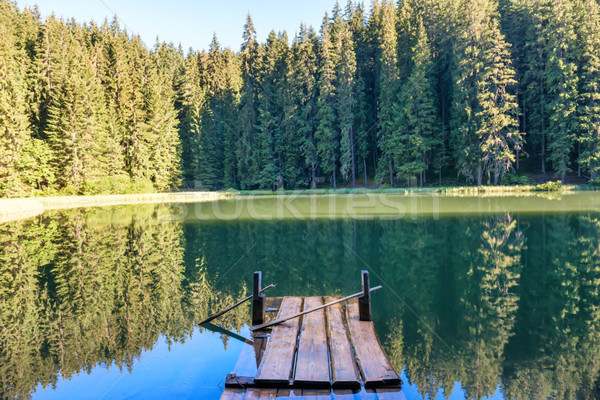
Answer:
[{"left": 218, "top": 272, "right": 404, "bottom": 400}]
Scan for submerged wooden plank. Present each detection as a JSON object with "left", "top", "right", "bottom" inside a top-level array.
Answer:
[
  {"left": 300, "top": 389, "right": 331, "bottom": 399},
  {"left": 220, "top": 388, "right": 246, "bottom": 400},
  {"left": 324, "top": 296, "right": 361, "bottom": 389},
  {"left": 275, "top": 388, "right": 302, "bottom": 399},
  {"left": 255, "top": 297, "right": 303, "bottom": 386},
  {"left": 294, "top": 297, "right": 330, "bottom": 388},
  {"left": 245, "top": 389, "right": 278, "bottom": 399},
  {"left": 374, "top": 388, "right": 407, "bottom": 400},
  {"left": 346, "top": 302, "right": 401, "bottom": 388}
]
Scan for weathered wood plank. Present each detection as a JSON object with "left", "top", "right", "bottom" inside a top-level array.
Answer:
[
  {"left": 374, "top": 388, "right": 407, "bottom": 400},
  {"left": 294, "top": 297, "right": 330, "bottom": 388},
  {"left": 346, "top": 302, "right": 401, "bottom": 388},
  {"left": 254, "top": 297, "right": 303, "bottom": 386},
  {"left": 245, "top": 389, "right": 277, "bottom": 399},
  {"left": 324, "top": 296, "right": 361, "bottom": 389},
  {"left": 300, "top": 389, "right": 331, "bottom": 399},
  {"left": 274, "top": 388, "right": 302, "bottom": 398},
  {"left": 220, "top": 388, "right": 246, "bottom": 400}
]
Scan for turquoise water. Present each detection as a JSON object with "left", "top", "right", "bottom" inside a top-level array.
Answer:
[{"left": 1, "top": 194, "right": 599, "bottom": 399}]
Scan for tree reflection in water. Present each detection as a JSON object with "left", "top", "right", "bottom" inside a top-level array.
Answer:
[{"left": 1, "top": 206, "right": 599, "bottom": 399}]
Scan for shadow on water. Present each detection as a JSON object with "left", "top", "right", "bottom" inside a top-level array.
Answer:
[{"left": 1, "top": 196, "right": 600, "bottom": 399}]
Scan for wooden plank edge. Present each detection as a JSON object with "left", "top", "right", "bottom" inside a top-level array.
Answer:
[
  {"left": 344, "top": 303, "right": 402, "bottom": 388},
  {"left": 291, "top": 379, "right": 332, "bottom": 389},
  {"left": 324, "top": 297, "right": 362, "bottom": 390},
  {"left": 225, "top": 375, "right": 255, "bottom": 388},
  {"left": 255, "top": 297, "right": 304, "bottom": 386}
]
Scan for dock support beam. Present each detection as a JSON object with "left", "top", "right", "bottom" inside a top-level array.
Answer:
[
  {"left": 252, "top": 271, "right": 266, "bottom": 326},
  {"left": 358, "top": 270, "right": 372, "bottom": 321}
]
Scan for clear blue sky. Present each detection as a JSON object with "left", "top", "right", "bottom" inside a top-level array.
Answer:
[{"left": 17, "top": 0, "right": 345, "bottom": 52}]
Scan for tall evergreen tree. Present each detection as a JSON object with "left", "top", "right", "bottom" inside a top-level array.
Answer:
[
  {"left": 376, "top": 0, "right": 400, "bottom": 186},
  {"left": 285, "top": 24, "right": 318, "bottom": 188},
  {"left": 391, "top": 18, "right": 441, "bottom": 187},
  {"left": 0, "top": 1, "right": 49, "bottom": 196},
  {"left": 543, "top": 0, "right": 579, "bottom": 183},
  {"left": 315, "top": 14, "right": 340, "bottom": 188},
  {"left": 145, "top": 42, "right": 182, "bottom": 191},
  {"left": 237, "top": 14, "right": 261, "bottom": 189},
  {"left": 336, "top": 22, "right": 357, "bottom": 186},
  {"left": 451, "top": 0, "right": 521, "bottom": 185},
  {"left": 576, "top": 0, "right": 600, "bottom": 181},
  {"left": 254, "top": 30, "right": 287, "bottom": 189}
]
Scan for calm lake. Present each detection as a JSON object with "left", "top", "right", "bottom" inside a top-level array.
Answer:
[{"left": 2, "top": 193, "right": 600, "bottom": 400}]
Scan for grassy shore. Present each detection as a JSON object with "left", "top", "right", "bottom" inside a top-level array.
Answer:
[
  {"left": 232, "top": 181, "right": 594, "bottom": 196},
  {"left": 1, "top": 182, "right": 597, "bottom": 223},
  {"left": 0, "top": 192, "right": 232, "bottom": 223}
]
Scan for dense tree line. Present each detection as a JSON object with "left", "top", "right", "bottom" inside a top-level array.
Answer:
[{"left": 2, "top": 0, "right": 600, "bottom": 196}]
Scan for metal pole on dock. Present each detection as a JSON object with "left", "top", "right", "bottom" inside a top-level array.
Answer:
[
  {"left": 252, "top": 271, "right": 266, "bottom": 325},
  {"left": 359, "top": 270, "right": 372, "bottom": 321}
]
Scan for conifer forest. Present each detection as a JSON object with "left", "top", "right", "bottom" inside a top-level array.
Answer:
[{"left": 2, "top": 0, "right": 600, "bottom": 196}]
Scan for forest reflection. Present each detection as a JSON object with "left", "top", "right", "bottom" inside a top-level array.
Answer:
[{"left": 1, "top": 204, "right": 599, "bottom": 399}]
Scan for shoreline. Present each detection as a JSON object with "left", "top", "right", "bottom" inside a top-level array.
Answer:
[
  {"left": 0, "top": 192, "right": 232, "bottom": 223},
  {"left": 1, "top": 184, "right": 596, "bottom": 224}
]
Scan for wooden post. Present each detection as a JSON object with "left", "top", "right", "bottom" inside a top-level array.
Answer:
[
  {"left": 252, "top": 271, "right": 266, "bottom": 326},
  {"left": 358, "top": 270, "right": 372, "bottom": 321}
]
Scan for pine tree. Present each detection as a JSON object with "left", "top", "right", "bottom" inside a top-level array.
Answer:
[
  {"left": 346, "top": 1, "right": 371, "bottom": 187},
  {"left": 336, "top": 22, "right": 357, "bottom": 186},
  {"left": 237, "top": 14, "right": 261, "bottom": 189},
  {"left": 179, "top": 51, "right": 208, "bottom": 187},
  {"left": 315, "top": 14, "right": 340, "bottom": 188},
  {"left": 376, "top": 0, "right": 400, "bottom": 186},
  {"left": 285, "top": 24, "right": 318, "bottom": 188},
  {"left": 0, "top": 1, "right": 39, "bottom": 196},
  {"left": 391, "top": 18, "right": 441, "bottom": 187},
  {"left": 145, "top": 42, "right": 182, "bottom": 191},
  {"left": 576, "top": 0, "right": 600, "bottom": 181},
  {"left": 544, "top": 0, "right": 578, "bottom": 183},
  {"left": 451, "top": 0, "right": 521, "bottom": 185},
  {"left": 254, "top": 30, "right": 286, "bottom": 189},
  {"left": 43, "top": 20, "right": 119, "bottom": 193}
]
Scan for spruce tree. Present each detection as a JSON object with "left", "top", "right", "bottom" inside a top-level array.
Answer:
[
  {"left": 576, "top": 0, "right": 600, "bottom": 181},
  {"left": 145, "top": 42, "right": 182, "bottom": 191},
  {"left": 179, "top": 51, "right": 208, "bottom": 187},
  {"left": 315, "top": 14, "right": 340, "bottom": 188},
  {"left": 43, "top": 20, "right": 119, "bottom": 193},
  {"left": 336, "top": 23, "right": 357, "bottom": 186},
  {"left": 451, "top": 0, "right": 521, "bottom": 185},
  {"left": 0, "top": 1, "right": 37, "bottom": 195},
  {"left": 237, "top": 14, "right": 261, "bottom": 189},
  {"left": 285, "top": 24, "right": 318, "bottom": 188},
  {"left": 391, "top": 18, "right": 441, "bottom": 187},
  {"left": 253, "top": 30, "right": 286, "bottom": 189},
  {"left": 544, "top": 0, "right": 579, "bottom": 183},
  {"left": 376, "top": 0, "right": 400, "bottom": 186}
]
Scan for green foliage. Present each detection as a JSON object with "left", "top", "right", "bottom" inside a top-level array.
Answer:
[
  {"left": 2, "top": 0, "right": 600, "bottom": 197},
  {"left": 534, "top": 180, "right": 563, "bottom": 191},
  {"left": 501, "top": 172, "right": 531, "bottom": 185}
]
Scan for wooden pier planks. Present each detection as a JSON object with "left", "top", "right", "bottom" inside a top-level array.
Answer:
[
  {"left": 294, "top": 297, "right": 330, "bottom": 387},
  {"left": 244, "top": 389, "right": 278, "bottom": 399},
  {"left": 324, "top": 297, "right": 361, "bottom": 389},
  {"left": 254, "top": 297, "right": 303, "bottom": 386},
  {"left": 221, "top": 388, "right": 405, "bottom": 399},
  {"left": 220, "top": 388, "right": 246, "bottom": 400},
  {"left": 345, "top": 302, "right": 401, "bottom": 388}
]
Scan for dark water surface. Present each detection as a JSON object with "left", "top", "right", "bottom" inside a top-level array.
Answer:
[{"left": 1, "top": 194, "right": 600, "bottom": 400}]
